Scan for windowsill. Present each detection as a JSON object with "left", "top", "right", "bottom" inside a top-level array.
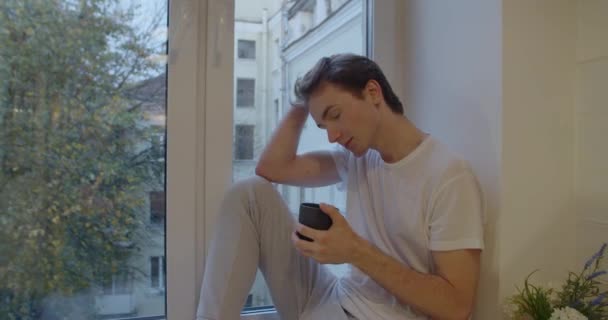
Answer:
[{"left": 240, "top": 310, "right": 279, "bottom": 320}]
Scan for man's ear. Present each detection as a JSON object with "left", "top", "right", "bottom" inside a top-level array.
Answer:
[{"left": 365, "top": 80, "right": 383, "bottom": 105}]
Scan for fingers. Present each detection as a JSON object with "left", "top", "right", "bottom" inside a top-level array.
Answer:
[
  {"left": 291, "top": 231, "right": 316, "bottom": 256},
  {"left": 294, "top": 223, "right": 324, "bottom": 242},
  {"left": 319, "top": 203, "right": 342, "bottom": 221}
]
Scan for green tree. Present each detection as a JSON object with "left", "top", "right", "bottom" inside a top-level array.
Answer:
[{"left": 0, "top": 0, "right": 166, "bottom": 318}]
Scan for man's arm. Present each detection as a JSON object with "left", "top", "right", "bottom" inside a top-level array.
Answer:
[
  {"left": 293, "top": 204, "right": 481, "bottom": 320},
  {"left": 255, "top": 106, "right": 340, "bottom": 187},
  {"left": 352, "top": 242, "right": 481, "bottom": 320}
]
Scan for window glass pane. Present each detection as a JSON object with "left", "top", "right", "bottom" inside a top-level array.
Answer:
[
  {"left": 237, "top": 78, "right": 256, "bottom": 107},
  {"left": 151, "top": 257, "right": 160, "bottom": 288},
  {"left": 235, "top": 125, "right": 255, "bottom": 160},
  {"left": 0, "top": 0, "right": 168, "bottom": 318},
  {"left": 233, "top": 0, "right": 367, "bottom": 313},
  {"left": 238, "top": 39, "right": 256, "bottom": 59},
  {"left": 150, "top": 191, "right": 166, "bottom": 224}
]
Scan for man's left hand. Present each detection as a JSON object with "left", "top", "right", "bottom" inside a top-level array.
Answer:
[{"left": 291, "top": 203, "right": 365, "bottom": 264}]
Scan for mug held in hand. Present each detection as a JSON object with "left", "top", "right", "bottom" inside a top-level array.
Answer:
[{"left": 296, "top": 203, "right": 333, "bottom": 242}]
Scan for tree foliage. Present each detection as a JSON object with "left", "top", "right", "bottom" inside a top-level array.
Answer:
[{"left": 0, "top": 0, "right": 166, "bottom": 318}]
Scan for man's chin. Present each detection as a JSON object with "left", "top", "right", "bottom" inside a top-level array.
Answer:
[{"left": 351, "top": 148, "right": 367, "bottom": 158}]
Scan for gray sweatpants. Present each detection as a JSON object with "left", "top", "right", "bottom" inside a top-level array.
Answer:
[{"left": 196, "top": 176, "right": 352, "bottom": 320}]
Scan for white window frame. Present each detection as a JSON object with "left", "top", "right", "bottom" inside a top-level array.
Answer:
[
  {"left": 166, "top": 0, "right": 406, "bottom": 319},
  {"left": 166, "top": 0, "right": 213, "bottom": 319}
]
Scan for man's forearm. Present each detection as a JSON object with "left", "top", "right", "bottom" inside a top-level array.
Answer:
[
  {"left": 351, "top": 239, "right": 472, "bottom": 320},
  {"left": 256, "top": 107, "right": 308, "bottom": 169}
]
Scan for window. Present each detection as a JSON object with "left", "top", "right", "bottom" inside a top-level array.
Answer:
[
  {"left": 238, "top": 39, "right": 256, "bottom": 59},
  {"left": 151, "top": 127, "right": 166, "bottom": 160},
  {"left": 237, "top": 78, "right": 256, "bottom": 107},
  {"left": 197, "top": 0, "right": 407, "bottom": 318},
  {"left": 0, "top": 1, "right": 169, "bottom": 318},
  {"left": 0, "top": 0, "right": 398, "bottom": 318},
  {"left": 245, "top": 294, "right": 253, "bottom": 308},
  {"left": 235, "top": 125, "right": 255, "bottom": 160},
  {"left": 150, "top": 256, "right": 166, "bottom": 289},
  {"left": 103, "top": 272, "right": 133, "bottom": 295},
  {"left": 274, "top": 99, "right": 280, "bottom": 123},
  {"left": 150, "top": 191, "right": 166, "bottom": 224},
  {"left": 231, "top": 0, "right": 367, "bottom": 315}
]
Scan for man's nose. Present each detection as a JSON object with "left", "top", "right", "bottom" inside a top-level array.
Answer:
[{"left": 327, "top": 128, "right": 341, "bottom": 143}]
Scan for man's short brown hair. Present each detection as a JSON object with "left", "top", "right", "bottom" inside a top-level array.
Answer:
[{"left": 294, "top": 54, "right": 403, "bottom": 114}]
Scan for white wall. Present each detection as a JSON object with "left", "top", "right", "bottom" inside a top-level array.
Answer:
[
  {"left": 235, "top": 0, "right": 281, "bottom": 22},
  {"left": 575, "top": 0, "right": 608, "bottom": 266},
  {"left": 402, "top": 0, "right": 582, "bottom": 318},
  {"left": 400, "top": 1, "right": 502, "bottom": 318},
  {"left": 501, "top": 0, "right": 577, "bottom": 307}
]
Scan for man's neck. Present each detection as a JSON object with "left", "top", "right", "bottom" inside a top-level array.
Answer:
[{"left": 371, "top": 108, "right": 427, "bottom": 164}]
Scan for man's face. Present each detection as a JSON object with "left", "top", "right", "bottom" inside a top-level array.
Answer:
[{"left": 308, "top": 81, "right": 380, "bottom": 157}]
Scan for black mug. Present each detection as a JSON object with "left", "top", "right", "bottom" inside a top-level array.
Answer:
[{"left": 296, "top": 203, "right": 332, "bottom": 242}]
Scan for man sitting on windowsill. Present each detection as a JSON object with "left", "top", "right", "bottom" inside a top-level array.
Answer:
[{"left": 196, "top": 53, "right": 485, "bottom": 320}]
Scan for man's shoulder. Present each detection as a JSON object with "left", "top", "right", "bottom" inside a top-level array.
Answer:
[{"left": 419, "top": 137, "right": 475, "bottom": 187}]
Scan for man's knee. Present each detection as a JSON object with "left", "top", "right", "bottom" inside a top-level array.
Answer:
[{"left": 225, "top": 176, "right": 277, "bottom": 204}]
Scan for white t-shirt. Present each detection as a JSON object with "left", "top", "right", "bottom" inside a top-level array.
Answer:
[{"left": 330, "top": 135, "right": 485, "bottom": 320}]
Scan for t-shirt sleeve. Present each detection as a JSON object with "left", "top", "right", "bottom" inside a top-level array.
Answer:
[
  {"left": 428, "top": 170, "right": 485, "bottom": 251},
  {"left": 329, "top": 144, "right": 349, "bottom": 190}
]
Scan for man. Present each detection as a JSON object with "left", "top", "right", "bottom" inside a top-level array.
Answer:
[{"left": 196, "top": 54, "right": 484, "bottom": 320}]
